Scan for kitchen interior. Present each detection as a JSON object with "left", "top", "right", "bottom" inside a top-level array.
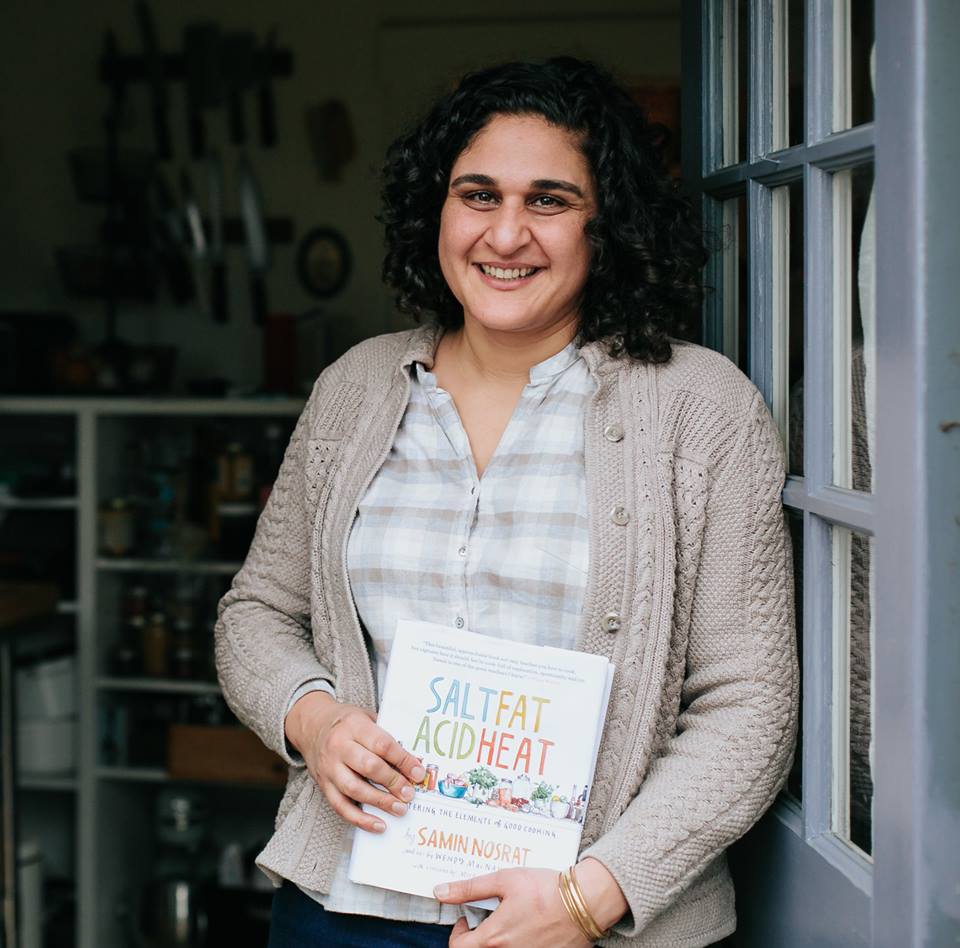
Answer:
[{"left": 0, "top": 2, "right": 681, "bottom": 946}]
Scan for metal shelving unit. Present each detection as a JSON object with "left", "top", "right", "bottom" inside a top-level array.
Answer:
[{"left": 0, "top": 396, "right": 301, "bottom": 948}]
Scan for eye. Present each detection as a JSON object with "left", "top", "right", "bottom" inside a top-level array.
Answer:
[
  {"left": 529, "top": 194, "right": 567, "bottom": 211},
  {"left": 463, "top": 190, "right": 498, "bottom": 206}
]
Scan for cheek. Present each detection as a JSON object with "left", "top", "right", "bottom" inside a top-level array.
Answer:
[{"left": 438, "top": 206, "right": 474, "bottom": 256}]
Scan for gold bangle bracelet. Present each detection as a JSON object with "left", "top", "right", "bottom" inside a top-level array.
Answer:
[
  {"left": 568, "top": 865, "right": 609, "bottom": 940},
  {"left": 557, "top": 869, "right": 596, "bottom": 943},
  {"left": 559, "top": 866, "right": 608, "bottom": 942},
  {"left": 562, "top": 868, "right": 605, "bottom": 943}
]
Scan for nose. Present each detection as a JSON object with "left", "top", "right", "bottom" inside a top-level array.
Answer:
[{"left": 484, "top": 202, "right": 531, "bottom": 256}]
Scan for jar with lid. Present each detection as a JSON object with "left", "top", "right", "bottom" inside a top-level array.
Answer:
[
  {"left": 142, "top": 612, "right": 170, "bottom": 678},
  {"left": 217, "top": 443, "right": 254, "bottom": 502},
  {"left": 110, "top": 614, "right": 143, "bottom": 676},
  {"left": 171, "top": 618, "right": 199, "bottom": 680},
  {"left": 99, "top": 498, "right": 135, "bottom": 556}
]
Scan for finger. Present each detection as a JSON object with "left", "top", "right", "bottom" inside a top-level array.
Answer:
[
  {"left": 345, "top": 743, "right": 416, "bottom": 803},
  {"left": 322, "top": 781, "right": 387, "bottom": 834},
  {"left": 333, "top": 763, "right": 410, "bottom": 818},
  {"left": 434, "top": 871, "right": 503, "bottom": 905},
  {"left": 364, "top": 725, "right": 426, "bottom": 785},
  {"left": 447, "top": 917, "right": 473, "bottom": 947}
]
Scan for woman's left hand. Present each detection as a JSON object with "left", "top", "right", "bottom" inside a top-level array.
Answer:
[{"left": 434, "top": 867, "right": 593, "bottom": 948}]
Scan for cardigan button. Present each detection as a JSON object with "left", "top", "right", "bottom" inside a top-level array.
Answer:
[
  {"left": 603, "top": 422, "right": 624, "bottom": 443},
  {"left": 610, "top": 505, "right": 630, "bottom": 526},
  {"left": 603, "top": 611, "right": 621, "bottom": 633}
]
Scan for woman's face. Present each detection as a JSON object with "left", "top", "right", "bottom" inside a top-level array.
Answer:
[{"left": 438, "top": 113, "right": 596, "bottom": 341}]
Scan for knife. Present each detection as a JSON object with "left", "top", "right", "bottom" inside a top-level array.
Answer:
[
  {"left": 135, "top": 0, "right": 171, "bottom": 160},
  {"left": 180, "top": 169, "right": 209, "bottom": 316},
  {"left": 151, "top": 170, "right": 194, "bottom": 304},
  {"left": 207, "top": 152, "right": 228, "bottom": 322},
  {"left": 237, "top": 155, "right": 270, "bottom": 326},
  {"left": 257, "top": 27, "right": 278, "bottom": 147}
]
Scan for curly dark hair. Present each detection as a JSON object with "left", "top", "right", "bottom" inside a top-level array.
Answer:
[{"left": 379, "top": 57, "right": 707, "bottom": 364}]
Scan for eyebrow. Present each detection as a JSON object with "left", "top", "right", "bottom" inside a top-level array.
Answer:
[{"left": 449, "top": 173, "right": 585, "bottom": 200}]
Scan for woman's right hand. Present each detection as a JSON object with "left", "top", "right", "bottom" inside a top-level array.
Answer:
[{"left": 284, "top": 691, "right": 426, "bottom": 833}]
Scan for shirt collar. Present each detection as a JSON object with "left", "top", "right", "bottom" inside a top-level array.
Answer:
[{"left": 405, "top": 326, "right": 582, "bottom": 386}]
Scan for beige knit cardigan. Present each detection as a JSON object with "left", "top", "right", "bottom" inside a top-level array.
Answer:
[{"left": 215, "top": 326, "right": 798, "bottom": 947}]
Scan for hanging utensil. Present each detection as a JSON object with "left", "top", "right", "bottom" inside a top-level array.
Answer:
[
  {"left": 134, "top": 0, "right": 171, "bottom": 160},
  {"left": 207, "top": 151, "right": 228, "bottom": 323},
  {"left": 180, "top": 169, "right": 210, "bottom": 316},
  {"left": 149, "top": 170, "right": 195, "bottom": 305},
  {"left": 256, "top": 27, "right": 278, "bottom": 147},
  {"left": 182, "top": 22, "right": 222, "bottom": 160},
  {"left": 237, "top": 156, "right": 270, "bottom": 326},
  {"left": 222, "top": 32, "right": 257, "bottom": 146}
]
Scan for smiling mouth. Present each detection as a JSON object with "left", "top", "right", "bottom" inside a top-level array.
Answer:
[{"left": 476, "top": 263, "right": 542, "bottom": 282}]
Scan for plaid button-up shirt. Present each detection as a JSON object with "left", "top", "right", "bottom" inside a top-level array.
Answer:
[{"left": 302, "top": 340, "right": 594, "bottom": 924}]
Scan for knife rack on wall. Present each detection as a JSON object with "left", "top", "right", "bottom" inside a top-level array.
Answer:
[
  {"left": 98, "top": 49, "right": 293, "bottom": 84},
  {"left": 65, "top": 17, "right": 298, "bottom": 334}
]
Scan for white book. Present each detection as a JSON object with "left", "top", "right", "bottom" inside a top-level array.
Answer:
[{"left": 348, "top": 619, "right": 614, "bottom": 907}]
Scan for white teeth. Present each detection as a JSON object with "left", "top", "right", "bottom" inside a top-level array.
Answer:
[{"left": 480, "top": 264, "right": 537, "bottom": 280}]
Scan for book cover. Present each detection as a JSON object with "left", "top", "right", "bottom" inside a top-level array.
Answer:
[{"left": 348, "top": 619, "right": 614, "bottom": 903}]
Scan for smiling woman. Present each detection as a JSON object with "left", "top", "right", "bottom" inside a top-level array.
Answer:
[
  {"left": 380, "top": 57, "right": 708, "bottom": 365},
  {"left": 438, "top": 115, "right": 595, "bottom": 343},
  {"left": 217, "top": 57, "right": 796, "bottom": 948}
]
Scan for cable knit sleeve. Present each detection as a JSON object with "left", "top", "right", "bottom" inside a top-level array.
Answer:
[
  {"left": 580, "top": 389, "right": 799, "bottom": 937},
  {"left": 214, "top": 377, "right": 335, "bottom": 767}
]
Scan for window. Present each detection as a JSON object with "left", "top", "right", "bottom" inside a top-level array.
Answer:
[{"left": 698, "top": 0, "right": 876, "bottom": 882}]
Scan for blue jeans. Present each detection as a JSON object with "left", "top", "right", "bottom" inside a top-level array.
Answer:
[{"left": 267, "top": 882, "right": 455, "bottom": 948}]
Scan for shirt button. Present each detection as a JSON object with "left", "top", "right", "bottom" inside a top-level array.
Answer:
[
  {"left": 603, "top": 611, "right": 621, "bottom": 633},
  {"left": 455, "top": 616, "right": 465, "bottom": 629},
  {"left": 610, "top": 505, "right": 630, "bottom": 526},
  {"left": 603, "top": 422, "right": 624, "bottom": 443},
  {"left": 457, "top": 546, "right": 467, "bottom": 557}
]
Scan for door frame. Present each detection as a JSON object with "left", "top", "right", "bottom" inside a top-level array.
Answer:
[{"left": 681, "top": 1, "right": 960, "bottom": 945}]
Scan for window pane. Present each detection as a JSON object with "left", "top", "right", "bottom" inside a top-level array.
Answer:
[
  {"left": 832, "top": 164, "right": 875, "bottom": 490},
  {"left": 785, "top": 508, "right": 804, "bottom": 802},
  {"left": 721, "top": 194, "right": 749, "bottom": 371},
  {"left": 719, "top": 0, "right": 749, "bottom": 166},
  {"left": 831, "top": 525, "right": 874, "bottom": 857},
  {"left": 774, "top": 0, "right": 805, "bottom": 151},
  {"left": 775, "top": 178, "right": 805, "bottom": 476},
  {"left": 834, "top": 0, "right": 875, "bottom": 131},
  {"left": 787, "top": 0, "right": 805, "bottom": 145},
  {"left": 737, "top": 0, "right": 749, "bottom": 160}
]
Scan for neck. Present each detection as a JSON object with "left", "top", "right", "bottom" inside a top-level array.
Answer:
[{"left": 441, "top": 316, "right": 579, "bottom": 383}]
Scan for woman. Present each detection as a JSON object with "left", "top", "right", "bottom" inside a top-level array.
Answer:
[{"left": 215, "top": 58, "right": 798, "bottom": 948}]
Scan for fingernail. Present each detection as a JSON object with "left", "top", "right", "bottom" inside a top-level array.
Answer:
[
  {"left": 392, "top": 801, "right": 407, "bottom": 816},
  {"left": 373, "top": 821, "right": 386, "bottom": 833},
  {"left": 411, "top": 766, "right": 426, "bottom": 782},
  {"left": 433, "top": 884, "right": 449, "bottom": 899},
  {"left": 400, "top": 786, "right": 415, "bottom": 802}
]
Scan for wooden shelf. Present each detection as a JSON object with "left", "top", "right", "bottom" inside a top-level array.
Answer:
[
  {"left": 96, "top": 558, "right": 242, "bottom": 575},
  {"left": 96, "top": 766, "right": 167, "bottom": 783},
  {"left": 0, "top": 397, "right": 302, "bottom": 416},
  {"left": 97, "top": 676, "right": 220, "bottom": 695},
  {"left": 96, "top": 766, "right": 279, "bottom": 790},
  {"left": 217, "top": 502, "right": 259, "bottom": 517},
  {"left": 0, "top": 495, "right": 77, "bottom": 510},
  {"left": 18, "top": 774, "right": 77, "bottom": 792}
]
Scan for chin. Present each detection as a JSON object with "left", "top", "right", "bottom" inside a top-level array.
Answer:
[{"left": 464, "top": 307, "right": 571, "bottom": 337}]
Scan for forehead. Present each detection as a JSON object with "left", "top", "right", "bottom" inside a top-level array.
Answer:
[{"left": 451, "top": 113, "right": 590, "bottom": 183}]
